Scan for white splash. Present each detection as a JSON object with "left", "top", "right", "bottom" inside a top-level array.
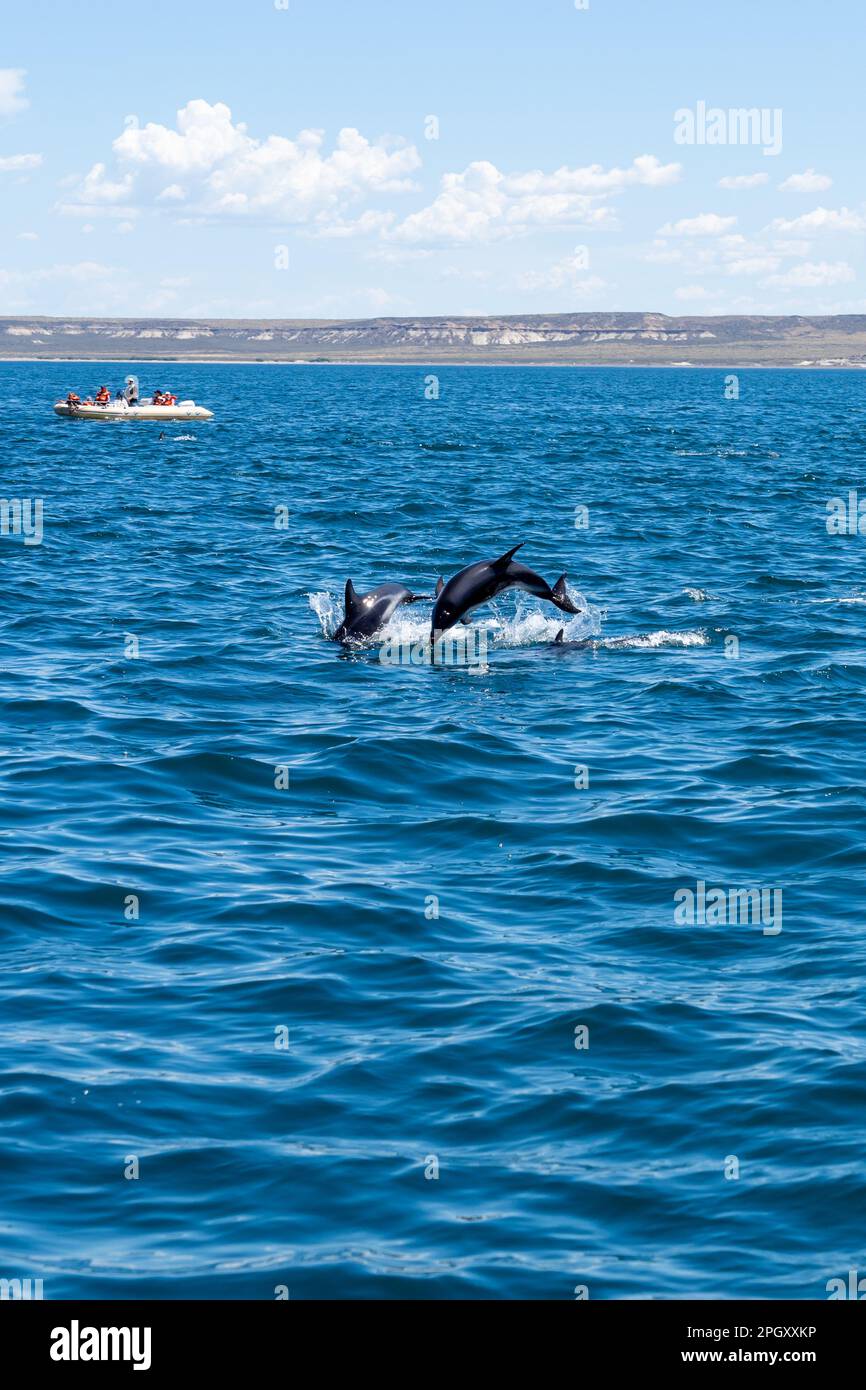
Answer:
[
  {"left": 594, "top": 630, "right": 709, "bottom": 649},
  {"left": 308, "top": 584, "right": 601, "bottom": 650},
  {"left": 683, "top": 587, "right": 712, "bottom": 602},
  {"left": 309, "top": 589, "right": 705, "bottom": 656},
  {"left": 309, "top": 590, "right": 341, "bottom": 638}
]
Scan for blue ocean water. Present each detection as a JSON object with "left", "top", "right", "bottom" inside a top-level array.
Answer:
[{"left": 0, "top": 361, "right": 864, "bottom": 1300}]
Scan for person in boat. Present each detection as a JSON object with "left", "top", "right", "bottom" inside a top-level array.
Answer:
[
  {"left": 65, "top": 392, "right": 81, "bottom": 407},
  {"left": 95, "top": 385, "right": 111, "bottom": 404},
  {"left": 151, "top": 389, "right": 164, "bottom": 405}
]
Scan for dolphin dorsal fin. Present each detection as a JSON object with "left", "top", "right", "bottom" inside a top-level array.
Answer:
[
  {"left": 435, "top": 577, "right": 445, "bottom": 596},
  {"left": 554, "top": 628, "right": 565, "bottom": 644},
  {"left": 493, "top": 542, "right": 525, "bottom": 570},
  {"left": 344, "top": 578, "right": 362, "bottom": 616}
]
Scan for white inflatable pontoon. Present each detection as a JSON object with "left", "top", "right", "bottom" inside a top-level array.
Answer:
[
  {"left": 55, "top": 374, "right": 213, "bottom": 421},
  {"left": 55, "top": 399, "right": 214, "bottom": 421}
]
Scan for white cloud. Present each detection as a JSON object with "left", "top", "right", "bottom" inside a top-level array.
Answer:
[
  {"left": 438, "top": 265, "right": 491, "bottom": 284},
  {"left": 645, "top": 215, "right": 859, "bottom": 305},
  {"left": 768, "top": 206, "right": 866, "bottom": 235},
  {"left": 367, "top": 245, "right": 434, "bottom": 265},
  {"left": 0, "top": 260, "right": 119, "bottom": 288},
  {"left": 77, "top": 161, "right": 138, "bottom": 201},
  {"left": 62, "top": 100, "right": 422, "bottom": 227},
  {"left": 56, "top": 162, "right": 136, "bottom": 220},
  {"left": 388, "top": 161, "right": 504, "bottom": 243},
  {"left": 0, "top": 259, "right": 177, "bottom": 315},
  {"left": 643, "top": 230, "right": 816, "bottom": 285},
  {"left": 779, "top": 169, "right": 833, "bottom": 193},
  {"left": 313, "top": 208, "right": 396, "bottom": 238},
  {"left": 717, "top": 173, "right": 768, "bottom": 190},
  {"left": 59, "top": 101, "right": 682, "bottom": 246},
  {"left": 57, "top": 201, "right": 136, "bottom": 220},
  {"left": 0, "top": 152, "right": 42, "bottom": 171},
  {"left": 298, "top": 284, "right": 410, "bottom": 315},
  {"left": 503, "top": 153, "right": 681, "bottom": 196},
  {"left": 114, "top": 101, "right": 249, "bottom": 173},
  {"left": 658, "top": 213, "right": 737, "bottom": 237},
  {"left": 0, "top": 69, "right": 28, "bottom": 117},
  {"left": 392, "top": 154, "right": 680, "bottom": 244},
  {"left": 518, "top": 252, "right": 606, "bottom": 297},
  {"left": 764, "top": 260, "right": 855, "bottom": 289},
  {"left": 726, "top": 255, "right": 782, "bottom": 276},
  {"left": 771, "top": 238, "right": 813, "bottom": 257},
  {"left": 17, "top": 230, "right": 38, "bottom": 240}
]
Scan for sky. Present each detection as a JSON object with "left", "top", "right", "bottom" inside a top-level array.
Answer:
[{"left": 1, "top": 0, "right": 864, "bottom": 319}]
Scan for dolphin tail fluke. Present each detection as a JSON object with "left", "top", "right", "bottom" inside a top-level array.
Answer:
[
  {"left": 407, "top": 592, "right": 435, "bottom": 603},
  {"left": 435, "top": 576, "right": 445, "bottom": 596},
  {"left": 493, "top": 542, "right": 525, "bottom": 570},
  {"left": 552, "top": 574, "right": 582, "bottom": 615}
]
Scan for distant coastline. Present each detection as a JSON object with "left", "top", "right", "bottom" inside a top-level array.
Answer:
[
  {"left": 4, "top": 358, "right": 866, "bottom": 370},
  {"left": 2, "top": 312, "right": 865, "bottom": 367}
]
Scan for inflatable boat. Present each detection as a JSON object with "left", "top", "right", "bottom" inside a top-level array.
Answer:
[
  {"left": 54, "top": 399, "right": 214, "bottom": 421},
  {"left": 54, "top": 375, "right": 213, "bottom": 421}
]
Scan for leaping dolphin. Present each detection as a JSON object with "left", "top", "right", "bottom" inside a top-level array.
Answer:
[
  {"left": 431, "top": 543, "right": 582, "bottom": 646},
  {"left": 334, "top": 579, "right": 433, "bottom": 645}
]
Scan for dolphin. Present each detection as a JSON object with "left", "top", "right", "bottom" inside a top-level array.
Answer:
[
  {"left": 334, "top": 579, "right": 433, "bottom": 644},
  {"left": 430, "top": 543, "right": 582, "bottom": 645},
  {"left": 551, "top": 628, "right": 591, "bottom": 650}
]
